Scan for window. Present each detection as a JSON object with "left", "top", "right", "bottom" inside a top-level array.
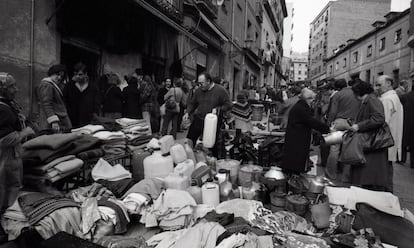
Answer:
[
  {"left": 335, "top": 61, "right": 339, "bottom": 71},
  {"left": 395, "top": 29, "right": 402, "bottom": 43},
  {"left": 343, "top": 58, "right": 347, "bottom": 68},
  {"left": 378, "top": 71, "right": 384, "bottom": 76},
  {"left": 298, "top": 77, "right": 301, "bottom": 80},
  {"left": 366, "top": 69, "right": 371, "bottom": 84},
  {"left": 298, "top": 71, "right": 301, "bottom": 75},
  {"left": 329, "top": 65, "right": 333, "bottom": 74},
  {"left": 393, "top": 69, "right": 399, "bottom": 86},
  {"left": 379, "top": 37, "right": 385, "bottom": 51},
  {"left": 367, "top": 45, "right": 372, "bottom": 57},
  {"left": 353, "top": 51, "right": 358, "bottom": 63}
]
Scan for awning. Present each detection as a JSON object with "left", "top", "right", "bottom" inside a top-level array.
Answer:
[
  {"left": 199, "top": 12, "right": 229, "bottom": 42},
  {"left": 134, "top": 0, "right": 207, "bottom": 47}
]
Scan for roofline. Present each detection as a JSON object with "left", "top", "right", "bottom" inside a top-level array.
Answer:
[
  {"left": 325, "top": 9, "right": 410, "bottom": 62},
  {"left": 310, "top": 1, "right": 333, "bottom": 25}
]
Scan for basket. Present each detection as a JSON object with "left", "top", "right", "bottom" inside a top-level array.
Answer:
[{"left": 286, "top": 194, "right": 309, "bottom": 216}]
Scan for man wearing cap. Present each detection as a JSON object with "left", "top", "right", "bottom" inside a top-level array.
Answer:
[{"left": 35, "top": 64, "right": 72, "bottom": 132}]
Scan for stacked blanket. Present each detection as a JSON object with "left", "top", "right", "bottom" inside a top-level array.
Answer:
[
  {"left": 115, "top": 118, "right": 151, "bottom": 140},
  {"left": 71, "top": 125, "right": 105, "bottom": 135}
]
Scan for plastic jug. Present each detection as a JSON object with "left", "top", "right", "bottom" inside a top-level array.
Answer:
[
  {"left": 216, "top": 159, "right": 240, "bottom": 184},
  {"left": 187, "top": 180, "right": 202, "bottom": 204},
  {"left": 201, "top": 178, "right": 220, "bottom": 207},
  {"left": 170, "top": 144, "right": 187, "bottom": 164},
  {"left": 184, "top": 141, "right": 197, "bottom": 164},
  {"left": 174, "top": 159, "right": 195, "bottom": 179},
  {"left": 144, "top": 150, "right": 174, "bottom": 178},
  {"left": 164, "top": 173, "right": 189, "bottom": 190},
  {"left": 191, "top": 165, "right": 211, "bottom": 186},
  {"left": 158, "top": 135, "right": 175, "bottom": 155},
  {"left": 131, "top": 149, "right": 151, "bottom": 181},
  {"left": 202, "top": 111, "right": 218, "bottom": 148}
]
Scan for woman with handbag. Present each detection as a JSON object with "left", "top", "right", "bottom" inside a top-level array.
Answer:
[
  {"left": 348, "top": 81, "right": 388, "bottom": 191},
  {"left": 161, "top": 78, "right": 185, "bottom": 138}
]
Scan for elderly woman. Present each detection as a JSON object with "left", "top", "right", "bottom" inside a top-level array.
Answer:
[
  {"left": 349, "top": 81, "right": 388, "bottom": 191},
  {"left": 0, "top": 73, "right": 34, "bottom": 213}
]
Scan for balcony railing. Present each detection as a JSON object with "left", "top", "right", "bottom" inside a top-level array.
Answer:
[
  {"left": 194, "top": 0, "right": 218, "bottom": 19},
  {"left": 147, "top": 0, "right": 183, "bottom": 22}
]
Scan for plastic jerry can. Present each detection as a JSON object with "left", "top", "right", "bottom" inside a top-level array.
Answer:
[{"left": 143, "top": 150, "right": 174, "bottom": 178}]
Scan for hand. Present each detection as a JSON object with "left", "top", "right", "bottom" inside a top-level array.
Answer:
[
  {"left": 51, "top": 122, "right": 61, "bottom": 133},
  {"left": 21, "top": 127, "right": 35, "bottom": 138},
  {"left": 350, "top": 124, "right": 359, "bottom": 132}
]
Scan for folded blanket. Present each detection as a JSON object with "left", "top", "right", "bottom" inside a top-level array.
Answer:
[
  {"left": 102, "top": 144, "right": 126, "bottom": 156},
  {"left": 93, "top": 131, "right": 126, "bottom": 141},
  {"left": 77, "top": 148, "right": 105, "bottom": 161},
  {"left": 54, "top": 158, "right": 84, "bottom": 174},
  {"left": 27, "top": 155, "right": 76, "bottom": 173},
  {"left": 115, "top": 118, "right": 146, "bottom": 127},
  {"left": 71, "top": 124, "right": 105, "bottom": 134},
  {"left": 23, "top": 133, "right": 80, "bottom": 150}
]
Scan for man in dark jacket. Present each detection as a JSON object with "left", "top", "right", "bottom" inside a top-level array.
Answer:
[
  {"left": 401, "top": 86, "right": 414, "bottom": 168},
  {"left": 64, "top": 62, "right": 100, "bottom": 128},
  {"left": 123, "top": 75, "right": 142, "bottom": 119},
  {"left": 281, "top": 88, "right": 330, "bottom": 174}
]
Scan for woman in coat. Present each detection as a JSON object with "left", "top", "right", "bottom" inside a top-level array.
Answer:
[
  {"left": 281, "top": 88, "right": 330, "bottom": 174},
  {"left": 349, "top": 81, "right": 388, "bottom": 191},
  {"left": 161, "top": 78, "right": 185, "bottom": 138},
  {"left": 123, "top": 75, "right": 142, "bottom": 119},
  {"left": 0, "top": 73, "right": 35, "bottom": 213}
]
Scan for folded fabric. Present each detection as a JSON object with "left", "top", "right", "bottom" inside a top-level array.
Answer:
[
  {"left": 18, "top": 193, "right": 79, "bottom": 225},
  {"left": 22, "top": 133, "right": 80, "bottom": 150},
  {"left": 121, "top": 178, "right": 164, "bottom": 201},
  {"left": 129, "top": 134, "right": 154, "bottom": 146},
  {"left": 77, "top": 148, "right": 105, "bottom": 161},
  {"left": 101, "top": 145, "right": 126, "bottom": 156},
  {"left": 97, "top": 235, "right": 146, "bottom": 248},
  {"left": 28, "top": 155, "right": 76, "bottom": 173},
  {"left": 71, "top": 124, "right": 105, "bottom": 134},
  {"left": 172, "top": 221, "right": 226, "bottom": 248},
  {"left": 91, "top": 158, "right": 131, "bottom": 182},
  {"left": 3, "top": 196, "right": 29, "bottom": 222},
  {"left": 93, "top": 131, "right": 126, "bottom": 141},
  {"left": 97, "top": 178, "right": 136, "bottom": 198},
  {"left": 54, "top": 158, "right": 84, "bottom": 174},
  {"left": 115, "top": 118, "right": 146, "bottom": 127},
  {"left": 122, "top": 193, "right": 148, "bottom": 214}
]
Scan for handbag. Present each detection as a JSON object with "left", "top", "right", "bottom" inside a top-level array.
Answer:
[
  {"left": 165, "top": 88, "right": 179, "bottom": 113},
  {"left": 338, "top": 131, "right": 366, "bottom": 165},
  {"left": 361, "top": 123, "right": 394, "bottom": 152}
]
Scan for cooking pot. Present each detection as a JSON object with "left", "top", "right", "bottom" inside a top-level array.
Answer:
[
  {"left": 322, "top": 131, "right": 344, "bottom": 146},
  {"left": 264, "top": 166, "right": 286, "bottom": 180},
  {"left": 308, "top": 176, "right": 331, "bottom": 194}
]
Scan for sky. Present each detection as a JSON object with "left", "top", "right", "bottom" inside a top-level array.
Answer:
[{"left": 289, "top": 0, "right": 333, "bottom": 53}]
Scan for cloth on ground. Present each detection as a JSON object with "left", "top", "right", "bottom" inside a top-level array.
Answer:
[
  {"left": 18, "top": 192, "right": 79, "bottom": 225},
  {"left": 97, "top": 198, "right": 130, "bottom": 234},
  {"left": 71, "top": 124, "right": 105, "bottom": 135},
  {"left": 68, "top": 183, "right": 114, "bottom": 203},
  {"left": 215, "top": 199, "right": 263, "bottom": 222},
  {"left": 121, "top": 178, "right": 163, "bottom": 200},
  {"left": 216, "top": 233, "right": 273, "bottom": 248},
  {"left": 98, "top": 206, "right": 117, "bottom": 226},
  {"left": 140, "top": 189, "right": 196, "bottom": 230},
  {"left": 34, "top": 207, "right": 83, "bottom": 240},
  {"left": 91, "top": 158, "right": 131, "bottom": 181},
  {"left": 81, "top": 198, "right": 102, "bottom": 237},
  {"left": 122, "top": 193, "right": 148, "bottom": 214},
  {"left": 97, "top": 178, "right": 136, "bottom": 198},
  {"left": 283, "top": 231, "right": 330, "bottom": 248},
  {"left": 146, "top": 221, "right": 225, "bottom": 248},
  {"left": 96, "top": 235, "right": 146, "bottom": 248}
]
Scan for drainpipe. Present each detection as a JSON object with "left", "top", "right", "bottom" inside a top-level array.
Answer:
[{"left": 29, "top": 0, "right": 35, "bottom": 115}]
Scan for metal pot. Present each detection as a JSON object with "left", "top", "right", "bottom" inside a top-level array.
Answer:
[
  {"left": 308, "top": 176, "right": 330, "bottom": 194},
  {"left": 264, "top": 166, "right": 286, "bottom": 180},
  {"left": 323, "top": 131, "right": 344, "bottom": 146}
]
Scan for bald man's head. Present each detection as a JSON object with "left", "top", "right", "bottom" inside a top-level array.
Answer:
[
  {"left": 375, "top": 75, "right": 393, "bottom": 95},
  {"left": 300, "top": 88, "right": 316, "bottom": 106}
]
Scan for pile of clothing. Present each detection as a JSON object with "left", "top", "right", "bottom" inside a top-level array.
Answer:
[
  {"left": 115, "top": 118, "right": 150, "bottom": 140},
  {"left": 91, "top": 158, "right": 132, "bottom": 182},
  {"left": 22, "top": 133, "right": 100, "bottom": 183},
  {"left": 71, "top": 124, "right": 105, "bottom": 135},
  {"left": 92, "top": 131, "right": 127, "bottom": 158}
]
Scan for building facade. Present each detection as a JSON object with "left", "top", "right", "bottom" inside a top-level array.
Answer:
[
  {"left": 325, "top": 10, "right": 410, "bottom": 87},
  {"left": 282, "top": 2, "right": 293, "bottom": 58},
  {"left": 308, "top": 0, "right": 391, "bottom": 86},
  {"left": 290, "top": 52, "right": 308, "bottom": 82}
]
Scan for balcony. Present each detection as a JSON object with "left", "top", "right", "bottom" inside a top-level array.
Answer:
[
  {"left": 194, "top": 0, "right": 218, "bottom": 19},
  {"left": 148, "top": 0, "right": 183, "bottom": 23},
  {"left": 256, "top": 2, "right": 264, "bottom": 24}
]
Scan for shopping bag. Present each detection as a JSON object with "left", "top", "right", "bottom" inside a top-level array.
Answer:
[
  {"left": 362, "top": 123, "right": 394, "bottom": 152},
  {"left": 338, "top": 131, "right": 366, "bottom": 165}
]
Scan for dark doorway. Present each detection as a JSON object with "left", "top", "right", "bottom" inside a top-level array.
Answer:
[{"left": 60, "top": 41, "right": 100, "bottom": 84}]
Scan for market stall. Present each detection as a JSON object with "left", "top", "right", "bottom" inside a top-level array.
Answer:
[{"left": 2, "top": 117, "right": 414, "bottom": 248}]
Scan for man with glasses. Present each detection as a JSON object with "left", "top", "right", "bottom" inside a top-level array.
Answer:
[
  {"left": 281, "top": 88, "right": 330, "bottom": 174},
  {"left": 185, "top": 72, "right": 232, "bottom": 147}
]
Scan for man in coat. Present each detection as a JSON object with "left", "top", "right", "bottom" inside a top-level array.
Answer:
[
  {"left": 35, "top": 64, "right": 72, "bottom": 132},
  {"left": 281, "top": 88, "right": 330, "bottom": 174},
  {"left": 401, "top": 85, "right": 414, "bottom": 168},
  {"left": 376, "top": 75, "right": 404, "bottom": 192}
]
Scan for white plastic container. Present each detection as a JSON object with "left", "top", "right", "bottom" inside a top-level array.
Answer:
[
  {"left": 170, "top": 144, "right": 187, "bottom": 164},
  {"left": 158, "top": 135, "right": 175, "bottom": 155},
  {"left": 174, "top": 159, "right": 195, "bottom": 180},
  {"left": 202, "top": 112, "right": 218, "bottom": 148},
  {"left": 164, "top": 173, "right": 189, "bottom": 190},
  {"left": 187, "top": 181, "right": 202, "bottom": 204},
  {"left": 143, "top": 150, "right": 174, "bottom": 178},
  {"left": 184, "top": 142, "right": 197, "bottom": 164},
  {"left": 216, "top": 159, "right": 240, "bottom": 184},
  {"left": 201, "top": 178, "right": 220, "bottom": 207}
]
